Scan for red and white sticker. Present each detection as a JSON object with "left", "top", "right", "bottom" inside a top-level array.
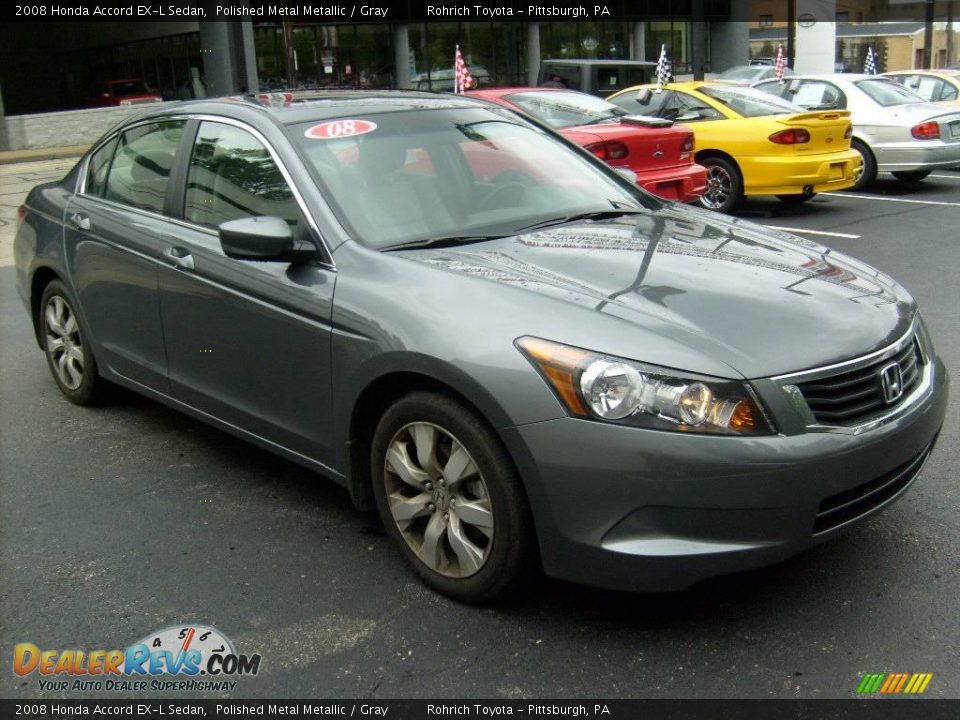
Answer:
[{"left": 304, "top": 119, "right": 378, "bottom": 140}]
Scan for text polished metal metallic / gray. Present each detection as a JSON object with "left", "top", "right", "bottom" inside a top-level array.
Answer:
[{"left": 13, "top": 92, "right": 947, "bottom": 601}]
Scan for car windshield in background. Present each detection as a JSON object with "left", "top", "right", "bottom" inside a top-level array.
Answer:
[
  {"left": 111, "top": 80, "right": 150, "bottom": 96},
  {"left": 717, "top": 67, "right": 768, "bottom": 82},
  {"left": 698, "top": 85, "right": 805, "bottom": 117},
  {"left": 504, "top": 90, "right": 627, "bottom": 129},
  {"left": 291, "top": 107, "right": 649, "bottom": 250},
  {"left": 856, "top": 79, "right": 925, "bottom": 106}
]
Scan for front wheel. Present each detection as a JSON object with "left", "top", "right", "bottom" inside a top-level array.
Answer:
[
  {"left": 697, "top": 156, "right": 743, "bottom": 213},
  {"left": 891, "top": 170, "right": 931, "bottom": 183},
  {"left": 39, "top": 280, "right": 103, "bottom": 405},
  {"left": 371, "top": 392, "right": 535, "bottom": 603}
]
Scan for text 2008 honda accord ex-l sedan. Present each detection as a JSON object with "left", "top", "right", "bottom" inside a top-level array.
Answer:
[{"left": 14, "top": 92, "right": 947, "bottom": 602}]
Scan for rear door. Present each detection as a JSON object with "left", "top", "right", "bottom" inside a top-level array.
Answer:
[
  {"left": 64, "top": 119, "right": 186, "bottom": 391},
  {"left": 157, "top": 119, "right": 337, "bottom": 466}
]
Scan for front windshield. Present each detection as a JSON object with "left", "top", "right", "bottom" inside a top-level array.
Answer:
[
  {"left": 292, "top": 107, "right": 650, "bottom": 250},
  {"left": 856, "top": 79, "right": 925, "bottom": 106},
  {"left": 503, "top": 90, "right": 626, "bottom": 129},
  {"left": 698, "top": 84, "right": 806, "bottom": 117},
  {"left": 717, "top": 67, "right": 766, "bottom": 82}
]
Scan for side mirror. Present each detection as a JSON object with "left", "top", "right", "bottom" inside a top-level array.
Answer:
[
  {"left": 219, "top": 216, "right": 316, "bottom": 263},
  {"left": 613, "top": 167, "right": 638, "bottom": 184},
  {"left": 635, "top": 87, "right": 653, "bottom": 104}
]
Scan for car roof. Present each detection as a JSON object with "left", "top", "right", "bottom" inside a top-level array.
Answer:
[
  {"left": 883, "top": 69, "right": 960, "bottom": 78},
  {"left": 139, "top": 90, "right": 490, "bottom": 126}
]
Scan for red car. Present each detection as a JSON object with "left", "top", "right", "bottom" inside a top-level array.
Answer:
[
  {"left": 469, "top": 87, "right": 707, "bottom": 203},
  {"left": 89, "top": 79, "right": 163, "bottom": 107}
]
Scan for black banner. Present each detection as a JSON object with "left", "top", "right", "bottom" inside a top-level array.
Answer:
[{"left": 2, "top": 699, "right": 959, "bottom": 720}]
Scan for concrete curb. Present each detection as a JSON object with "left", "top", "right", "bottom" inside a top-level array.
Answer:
[{"left": 0, "top": 146, "right": 88, "bottom": 165}]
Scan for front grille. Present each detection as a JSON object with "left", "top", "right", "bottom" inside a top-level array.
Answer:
[
  {"left": 796, "top": 337, "right": 923, "bottom": 427},
  {"left": 813, "top": 444, "right": 930, "bottom": 534}
]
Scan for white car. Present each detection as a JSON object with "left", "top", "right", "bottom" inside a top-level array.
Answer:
[{"left": 754, "top": 74, "right": 960, "bottom": 188}]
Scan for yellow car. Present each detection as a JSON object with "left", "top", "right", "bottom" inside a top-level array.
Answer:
[
  {"left": 882, "top": 70, "right": 960, "bottom": 106},
  {"left": 607, "top": 82, "right": 861, "bottom": 212}
]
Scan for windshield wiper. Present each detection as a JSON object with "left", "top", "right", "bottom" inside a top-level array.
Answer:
[
  {"left": 514, "top": 208, "right": 647, "bottom": 233},
  {"left": 381, "top": 234, "right": 507, "bottom": 252}
]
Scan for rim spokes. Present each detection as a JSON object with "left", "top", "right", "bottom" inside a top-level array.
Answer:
[
  {"left": 384, "top": 421, "right": 493, "bottom": 578},
  {"left": 45, "top": 296, "right": 84, "bottom": 390}
]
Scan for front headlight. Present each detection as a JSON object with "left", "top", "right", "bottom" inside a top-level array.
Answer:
[{"left": 516, "top": 336, "right": 774, "bottom": 435}]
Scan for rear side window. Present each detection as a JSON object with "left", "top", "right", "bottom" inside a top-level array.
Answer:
[
  {"left": 104, "top": 120, "right": 185, "bottom": 213},
  {"left": 184, "top": 121, "right": 298, "bottom": 228},
  {"left": 84, "top": 137, "right": 118, "bottom": 197}
]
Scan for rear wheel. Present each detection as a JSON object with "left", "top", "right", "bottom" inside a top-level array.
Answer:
[
  {"left": 371, "top": 392, "right": 534, "bottom": 603},
  {"left": 698, "top": 156, "right": 743, "bottom": 213},
  {"left": 891, "top": 170, "right": 931, "bottom": 183},
  {"left": 850, "top": 139, "right": 877, "bottom": 189},
  {"left": 39, "top": 280, "right": 102, "bottom": 405}
]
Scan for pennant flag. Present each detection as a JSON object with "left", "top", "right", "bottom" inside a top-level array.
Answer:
[
  {"left": 775, "top": 44, "right": 785, "bottom": 82},
  {"left": 655, "top": 44, "right": 671, "bottom": 93},
  {"left": 864, "top": 47, "right": 877, "bottom": 75},
  {"left": 454, "top": 44, "right": 474, "bottom": 94}
]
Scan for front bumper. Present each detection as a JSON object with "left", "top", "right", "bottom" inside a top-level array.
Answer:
[
  {"left": 634, "top": 162, "right": 708, "bottom": 204},
  {"left": 739, "top": 148, "right": 861, "bottom": 196},
  {"left": 503, "top": 355, "right": 947, "bottom": 593},
  {"left": 873, "top": 140, "right": 960, "bottom": 172}
]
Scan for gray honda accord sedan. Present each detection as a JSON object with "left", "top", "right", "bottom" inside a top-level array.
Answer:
[{"left": 14, "top": 92, "right": 947, "bottom": 602}]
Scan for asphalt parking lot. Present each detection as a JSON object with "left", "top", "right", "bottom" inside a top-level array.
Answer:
[{"left": 1, "top": 159, "right": 958, "bottom": 700}]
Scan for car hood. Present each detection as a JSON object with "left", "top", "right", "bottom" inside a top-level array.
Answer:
[{"left": 404, "top": 206, "right": 915, "bottom": 378}]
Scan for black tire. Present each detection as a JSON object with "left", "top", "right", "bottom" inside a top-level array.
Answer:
[
  {"left": 697, "top": 156, "right": 743, "bottom": 213},
  {"left": 38, "top": 280, "right": 103, "bottom": 405},
  {"left": 891, "top": 170, "right": 931, "bottom": 183},
  {"left": 370, "top": 392, "right": 535, "bottom": 603},
  {"left": 776, "top": 193, "right": 817, "bottom": 204},
  {"left": 851, "top": 139, "right": 877, "bottom": 189}
]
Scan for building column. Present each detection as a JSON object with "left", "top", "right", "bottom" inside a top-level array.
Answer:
[
  {"left": 794, "top": 0, "right": 836, "bottom": 74},
  {"left": 238, "top": 21, "right": 259, "bottom": 93},
  {"left": 709, "top": 0, "right": 748, "bottom": 73},
  {"left": 200, "top": 22, "right": 234, "bottom": 96},
  {"left": 526, "top": 23, "right": 541, "bottom": 86},
  {"left": 631, "top": 21, "right": 646, "bottom": 61},
  {"left": 394, "top": 24, "right": 412, "bottom": 89}
]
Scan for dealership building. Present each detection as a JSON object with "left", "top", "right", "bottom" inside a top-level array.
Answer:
[{"left": 1, "top": 0, "right": 955, "bottom": 151}]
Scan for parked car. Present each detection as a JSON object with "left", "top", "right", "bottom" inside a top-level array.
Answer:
[
  {"left": 413, "top": 64, "right": 491, "bottom": 91},
  {"left": 89, "top": 79, "right": 163, "bottom": 107},
  {"left": 882, "top": 70, "right": 960, "bottom": 106},
  {"left": 716, "top": 64, "right": 795, "bottom": 85},
  {"left": 15, "top": 91, "right": 947, "bottom": 602},
  {"left": 606, "top": 82, "right": 861, "bottom": 212},
  {"left": 537, "top": 59, "right": 657, "bottom": 96},
  {"left": 754, "top": 74, "right": 960, "bottom": 187},
  {"left": 469, "top": 87, "right": 707, "bottom": 203}
]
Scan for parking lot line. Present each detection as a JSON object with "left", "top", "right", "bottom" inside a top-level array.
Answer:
[
  {"left": 762, "top": 225, "right": 861, "bottom": 239},
  {"left": 929, "top": 174, "right": 960, "bottom": 180},
  {"left": 822, "top": 192, "right": 960, "bottom": 207}
]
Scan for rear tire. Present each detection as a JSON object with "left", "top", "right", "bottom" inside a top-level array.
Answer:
[
  {"left": 370, "top": 392, "right": 535, "bottom": 603},
  {"left": 850, "top": 139, "right": 877, "bottom": 189},
  {"left": 39, "top": 280, "right": 103, "bottom": 405},
  {"left": 697, "top": 156, "right": 743, "bottom": 213},
  {"left": 891, "top": 170, "right": 931, "bottom": 183}
]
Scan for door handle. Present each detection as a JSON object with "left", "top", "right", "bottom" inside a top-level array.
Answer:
[
  {"left": 70, "top": 213, "right": 90, "bottom": 231},
  {"left": 163, "top": 246, "right": 195, "bottom": 271}
]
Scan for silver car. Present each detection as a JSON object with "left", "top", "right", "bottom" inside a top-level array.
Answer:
[
  {"left": 14, "top": 92, "right": 948, "bottom": 602},
  {"left": 754, "top": 74, "right": 960, "bottom": 187}
]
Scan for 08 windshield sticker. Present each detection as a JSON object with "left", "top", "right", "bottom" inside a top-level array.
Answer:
[{"left": 305, "top": 120, "right": 378, "bottom": 140}]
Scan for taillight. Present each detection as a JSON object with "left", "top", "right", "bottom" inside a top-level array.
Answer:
[
  {"left": 844, "top": 125, "right": 852, "bottom": 139},
  {"left": 911, "top": 121, "right": 940, "bottom": 140},
  {"left": 586, "top": 140, "right": 629, "bottom": 161},
  {"left": 16, "top": 205, "right": 27, "bottom": 227},
  {"left": 680, "top": 133, "right": 694, "bottom": 153},
  {"left": 768, "top": 128, "right": 811, "bottom": 144}
]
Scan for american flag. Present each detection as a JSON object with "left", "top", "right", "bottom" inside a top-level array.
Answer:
[
  {"left": 454, "top": 44, "right": 474, "bottom": 94},
  {"left": 864, "top": 47, "right": 877, "bottom": 75},
  {"left": 775, "top": 44, "right": 785, "bottom": 82},
  {"left": 655, "top": 44, "right": 670, "bottom": 93}
]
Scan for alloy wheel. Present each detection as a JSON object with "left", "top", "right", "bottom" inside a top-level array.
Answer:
[
  {"left": 44, "top": 295, "right": 84, "bottom": 391},
  {"left": 383, "top": 422, "right": 494, "bottom": 578},
  {"left": 702, "top": 164, "right": 733, "bottom": 210}
]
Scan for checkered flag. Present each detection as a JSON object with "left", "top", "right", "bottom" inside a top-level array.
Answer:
[
  {"left": 454, "top": 44, "right": 474, "bottom": 94},
  {"left": 864, "top": 47, "right": 877, "bottom": 75},
  {"left": 655, "top": 44, "right": 670, "bottom": 94},
  {"left": 775, "top": 44, "right": 785, "bottom": 82}
]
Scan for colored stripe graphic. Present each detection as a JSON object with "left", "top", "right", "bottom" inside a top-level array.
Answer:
[{"left": 857, "top": 672, "right": 933, "bottom": 694}]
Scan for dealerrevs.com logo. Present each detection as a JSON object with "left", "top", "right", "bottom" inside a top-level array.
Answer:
[
  {"left": 856, "top": 672, "right": 934, "bottom": 695},
  {"left": 14, "top": 625, "right": 260, "bottom": 692}
]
